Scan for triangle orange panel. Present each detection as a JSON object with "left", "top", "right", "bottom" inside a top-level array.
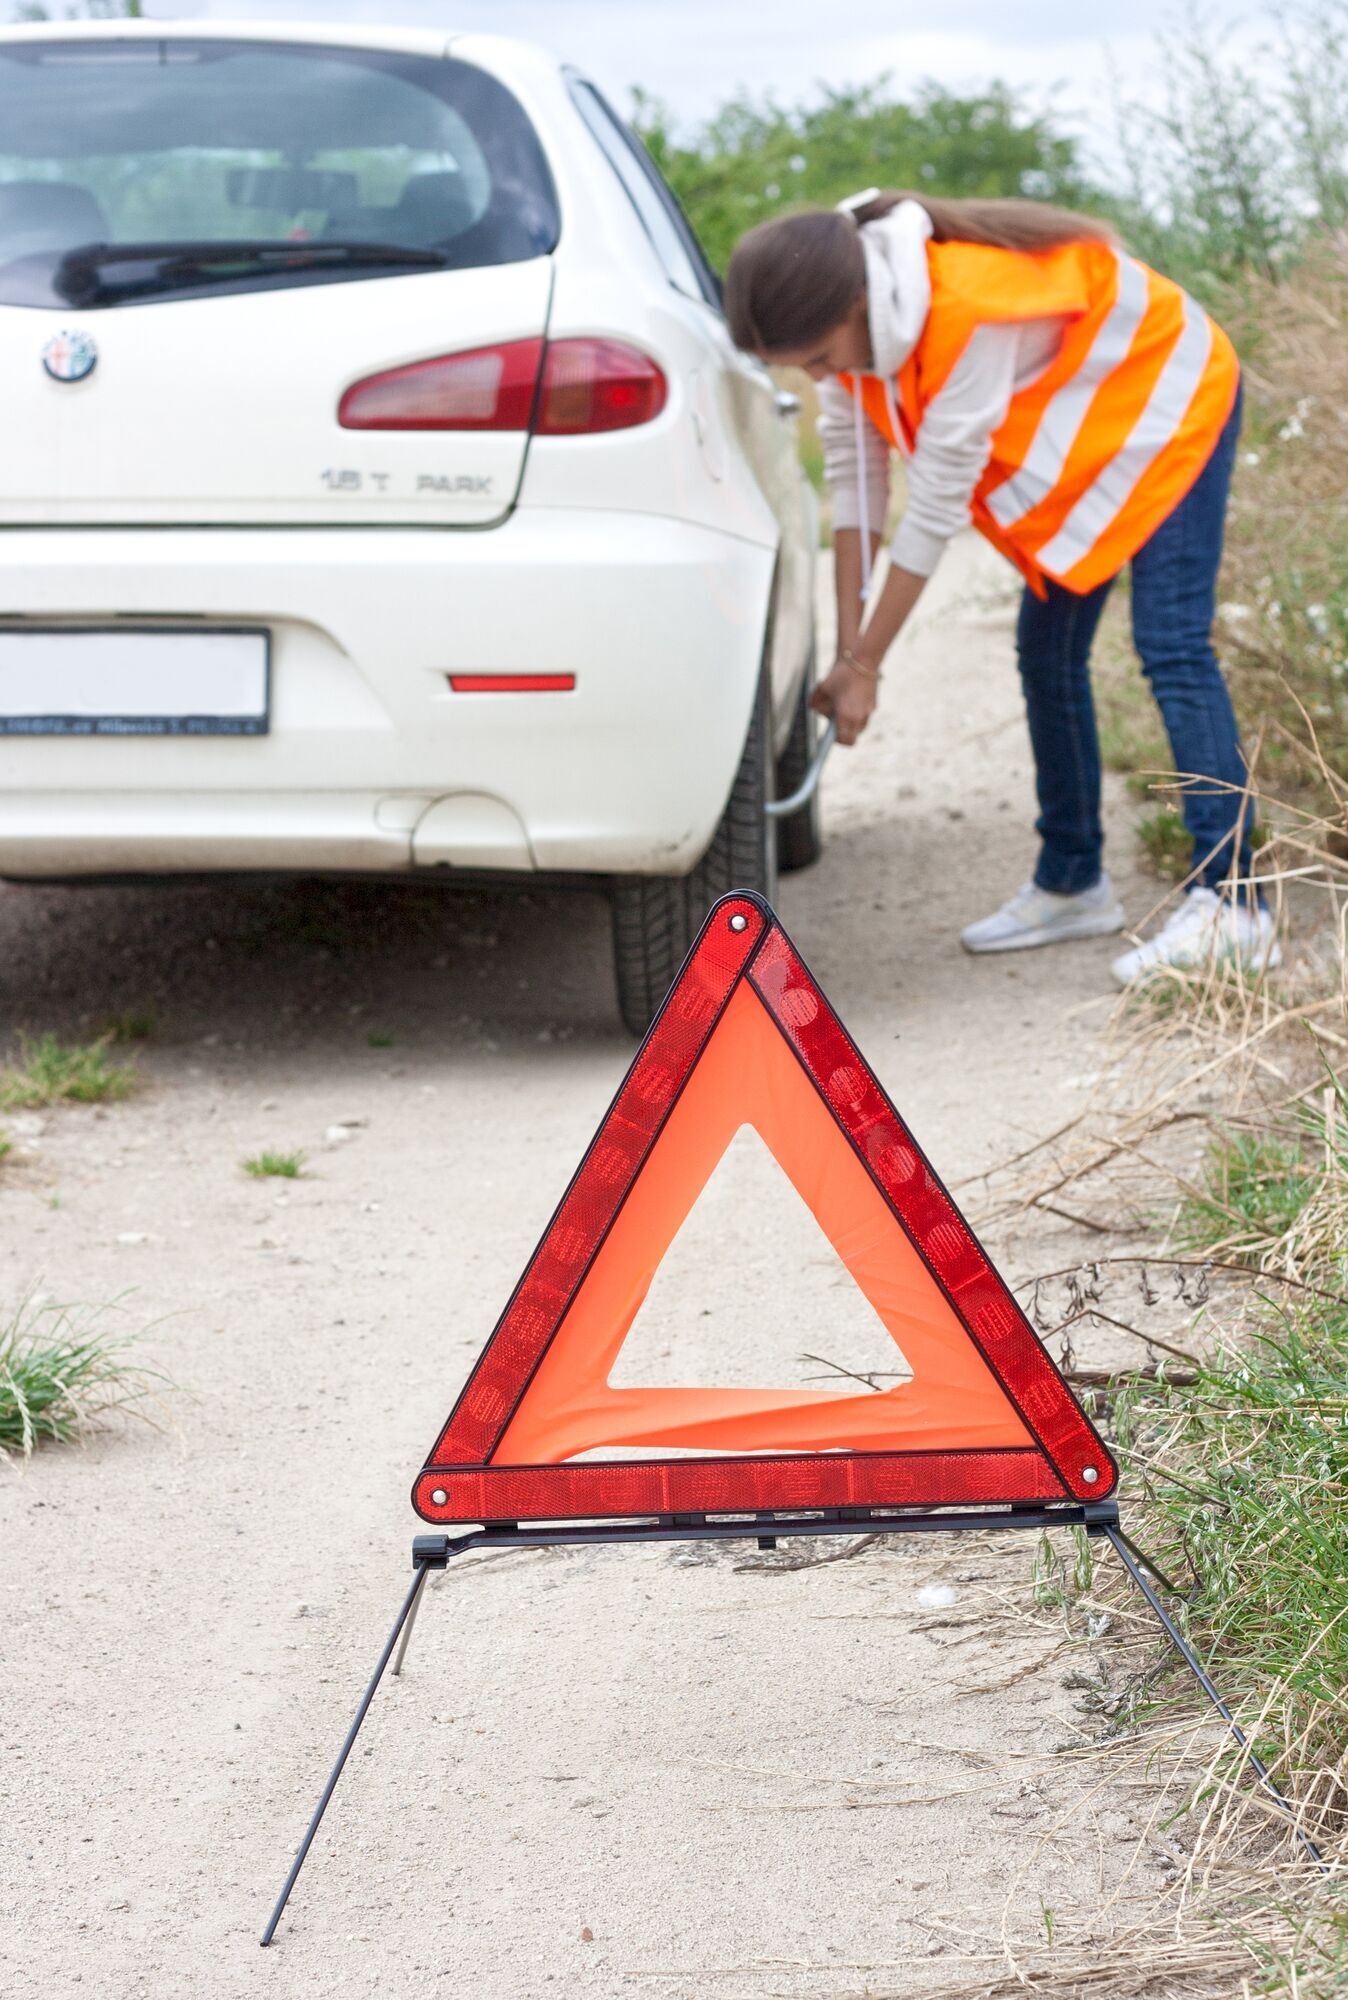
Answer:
[{"left": 413, "top": 895, "right": 1116, "bottom": 1525}]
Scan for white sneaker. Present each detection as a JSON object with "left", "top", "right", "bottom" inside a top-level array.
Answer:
[
  {"left": 961, "top": 875, "right": 1125, "bottom": 954},
  {"left": 1110, "top": 887, "right": 1282, "bottom": 988}
]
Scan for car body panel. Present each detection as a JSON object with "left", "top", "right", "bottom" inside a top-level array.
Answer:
[
  {"left": 0, "top": 264, "right": 554, "bottom": 527},
  {"left": 0, "top": 516, "right": 775, "bottom": 876}
]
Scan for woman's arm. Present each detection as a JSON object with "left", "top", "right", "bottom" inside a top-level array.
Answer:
[
  {"left": 814, "top": 558, "right": 927, "bottom": 744},
  {"left": 816, "top": 376, "right": 890, "bottom": 565},
  {"left": 814, "top": 326, "right": 1027, "bottom": 744},
  {"left": 833, "top": 525, "right": 882, "bottom": 657}
]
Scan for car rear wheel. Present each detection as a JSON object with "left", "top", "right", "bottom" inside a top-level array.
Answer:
[
  {"left": 611, "top": 668, "right": 777, "bottom": 1036},
  {"left": 773, "top": 646, "right": 823, "bottom": 874}
]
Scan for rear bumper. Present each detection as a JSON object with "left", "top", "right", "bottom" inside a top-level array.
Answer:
[{"left": 0, "top": 513, "right": 776, "bottom": 878}]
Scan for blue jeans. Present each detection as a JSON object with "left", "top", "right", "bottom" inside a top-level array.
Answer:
[{"left": 1015, "top": 386, "right": 1253, "bottom": 897}]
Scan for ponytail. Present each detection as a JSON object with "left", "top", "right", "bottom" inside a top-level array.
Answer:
[
  {"left": 849, "top": 188, "right": 1116, "bottom": 254},
  {"left": 725, "top": 191, "right": 1115, "bottom": 357}
]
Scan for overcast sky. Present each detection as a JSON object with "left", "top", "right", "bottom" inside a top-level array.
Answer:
[{"left": 137, "top": 1, "right": 1271, "bottom": 163}]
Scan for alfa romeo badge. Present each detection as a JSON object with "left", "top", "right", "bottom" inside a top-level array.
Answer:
[{"left": 41, "top": 328, "right": 98, "bottom": 382}]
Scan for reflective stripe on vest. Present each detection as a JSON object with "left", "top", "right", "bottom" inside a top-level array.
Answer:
[
  {"left": 984, "top": 249, "right": 1150, "bottom": 532},
  {"left": 1033, "top": 287, "right": 1213, "bottom": 578},
  {"left": 839, "top": 238, "right": 1239, "bottom": 597}
]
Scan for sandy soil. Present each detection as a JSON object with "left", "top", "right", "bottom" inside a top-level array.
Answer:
[{"left": 1, "top": 537, "right": 1187, "bottom": 1999}]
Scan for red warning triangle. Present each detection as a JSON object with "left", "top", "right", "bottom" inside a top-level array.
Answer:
[{"left": 413, "top": 895, "right": 1116, "bottom": 1525}]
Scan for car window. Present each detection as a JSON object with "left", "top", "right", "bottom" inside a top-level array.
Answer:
[
  {"left": 568, "top": 78, "right": 721, "bottom": 310},
  {"left": 0, "top": 38, "right": 560, "bottom": 308}
]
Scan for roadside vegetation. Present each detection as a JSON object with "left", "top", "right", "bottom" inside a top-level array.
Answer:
[
  {"left": 633, "top": 77, "right": 1096, "bottom": 274},
  {"left": 0, "top": 1032, "right": 135, "bottom": 1109},
  {"left": 102, "top": 1005, "right": 156, "bottom": 1045},
  {"left": 0, "top": 1296, "right": 164, "bottom": 1457},
  {"left": 241, "top": 1148, "right": 306, "bottom": 1180}
]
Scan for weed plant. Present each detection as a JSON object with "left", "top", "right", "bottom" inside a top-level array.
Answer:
[
  {"left": 1175, "top": 1066, "right": 1348, "bottom": 1276},
  {"left": 241, "top": 1149, "right": 306, "bottom": 1180},
  {"left": 0, "top": 1297, "right": 164, "bottom": 1457},
  {"left": 0, "top": 1033, "right": 135, "bottom": 1109},
  {"left": 103, "top": 1007, "right": 156, "bottom": 1045},
  {"left": 1114, "top": 1295, "right": 1348, "bottom": 1835}
]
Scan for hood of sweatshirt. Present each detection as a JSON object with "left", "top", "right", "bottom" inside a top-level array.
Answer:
[{"left": 841, "top": 196, "right": 935, "bottom": 378}]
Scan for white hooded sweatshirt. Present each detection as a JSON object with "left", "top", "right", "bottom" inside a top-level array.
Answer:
[{"left": 816, "top": 199, "right": 1065, "bottom": 578}]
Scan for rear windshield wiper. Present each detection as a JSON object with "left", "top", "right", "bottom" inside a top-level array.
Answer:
[{"left": 51, "top": 238, "right": 450, "bottom": 307}]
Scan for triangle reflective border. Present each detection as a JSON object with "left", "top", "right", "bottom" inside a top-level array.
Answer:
[{"left": 413, "top": 894, "right": 1116, "bottom": 1525}]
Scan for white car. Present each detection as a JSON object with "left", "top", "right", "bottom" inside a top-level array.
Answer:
[{"left": 0, "top": 19, "right": 818, "bottom": 1031}]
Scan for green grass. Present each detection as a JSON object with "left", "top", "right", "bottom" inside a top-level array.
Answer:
[
  {"left": 0, "top": 1297, "right": 164, "bottom": 1457},
  {"left": 366, "top": 1031, "right": 395, "bottom": 1049},
  {"left": 1174, "top": 1068, "right": 1348, "bottom": 1268},
  {"left": 0, "top": 1129, "right": 10, "bottom": 1167},
  {"left": 241, "top": 1148, "right": 306, "bottom": 1180},
  {"left": 103, "top": 1006, "right": 157, "bottom": 1044},
  {"left": 1112, "top": 1299, "right": 1348, "bottom": 1817},
  {"left": 0, "top": 1033, "right": 135, "bottom": 1109},
  {"left": 1094, "top": 1062, "right": 1348, "bottom": 1940},
  {"left": 1176, "top": 1128, "right": 1318, "bottom": 1257},
  {"left": 1135, "top": 803, "right": 1195, "bottom": 882}
]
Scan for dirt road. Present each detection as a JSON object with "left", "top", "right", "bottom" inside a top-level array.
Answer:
[{"left": 2, "top": 539, "right": 1170, "bottom": 1999}]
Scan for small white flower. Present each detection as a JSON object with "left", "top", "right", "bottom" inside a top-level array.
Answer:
[
  {"left": 1218, "top": 601, "right": 1252, "bottom": 622},
  {"left": 1278, "top": 395, "right": 1314, "bottom": 442},
  {"left": 1307, "top": 602, "right": 1330, "bottom": 634},
  {"left": 1243, "top": 450, "right": 1262, "bottom": 465}
]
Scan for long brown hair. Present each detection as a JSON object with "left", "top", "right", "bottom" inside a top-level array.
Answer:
[{"left": 724, "top": 190, "right": 1116, "bottom": 356}]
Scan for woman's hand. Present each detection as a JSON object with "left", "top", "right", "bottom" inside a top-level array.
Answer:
[{"left": 811, "top": 655, "right": 879, "bottom": 746}]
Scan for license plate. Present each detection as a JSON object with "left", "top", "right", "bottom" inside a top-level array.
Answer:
[{"left": 0, "top": 625, "right": 270, "bottom": 736}]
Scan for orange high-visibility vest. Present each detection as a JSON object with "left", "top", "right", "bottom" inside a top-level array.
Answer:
[{"left": 839, "top": 237, "right": 1239, "bottom": 597}]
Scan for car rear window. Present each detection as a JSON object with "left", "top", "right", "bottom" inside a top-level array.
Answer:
[{"left": 0, "top": 37, "right": 560, "bottom": 308}]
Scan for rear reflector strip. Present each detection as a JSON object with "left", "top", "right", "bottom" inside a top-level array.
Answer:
[{"left": 448, "top": 674, "right": 575, "bottom": 693}]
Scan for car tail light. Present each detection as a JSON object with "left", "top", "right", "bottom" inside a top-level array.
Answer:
[
  {"left": 338, "top": 336, "right": 666, "bottom": 435},
  {"left": 338, "top": 339, "right": 543, "bottom": 431},
  {"left": 535, "top": 338, "right": 666, "bottom": 433}
]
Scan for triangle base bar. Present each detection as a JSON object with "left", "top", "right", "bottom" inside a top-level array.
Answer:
[{"left": 413, "top": 1446, "right": 1067, "bottom": 1524}]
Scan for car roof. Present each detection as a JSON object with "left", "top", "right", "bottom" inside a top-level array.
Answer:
[{"left": 0, "top": 17, "right": 554, "bottom": 67}]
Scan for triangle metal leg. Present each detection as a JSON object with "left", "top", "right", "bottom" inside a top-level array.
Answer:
[
  {"left": 260, "top": 1558, "right": 433, "bottom": 1947},
  {"left": 1103, "top": 1524, "right": 1327, "bottom": 1872},
  {"left": 391, "top": 1571, "right": 429, "bottom": 1678}
]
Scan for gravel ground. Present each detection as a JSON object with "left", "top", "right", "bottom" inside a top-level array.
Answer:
[{"left": 1, "top": 538, "right": 1184, "bottom": 1999}]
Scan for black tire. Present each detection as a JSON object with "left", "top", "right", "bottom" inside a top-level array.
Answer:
[
  {"left": 773, "top": 648, "right": 823, "bottom": 873},
  {"left": 612, "top": 669, "right": 777, "bottom": 1036}
]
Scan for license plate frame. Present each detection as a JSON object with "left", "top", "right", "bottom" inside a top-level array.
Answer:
[{"left": 0, "top": 624, "right": 271, "bottom": 737}]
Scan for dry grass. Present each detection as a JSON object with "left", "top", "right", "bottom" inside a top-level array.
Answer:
[
  {"left": 1214, "top": 237, "right": 1348, "bottom": 817},
  {"left": 942, "top": 694, "right": 1348, "bottom": 1996},
  {"left": 963, "top": 707, "right": 1346, "bottom": 1249}
]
